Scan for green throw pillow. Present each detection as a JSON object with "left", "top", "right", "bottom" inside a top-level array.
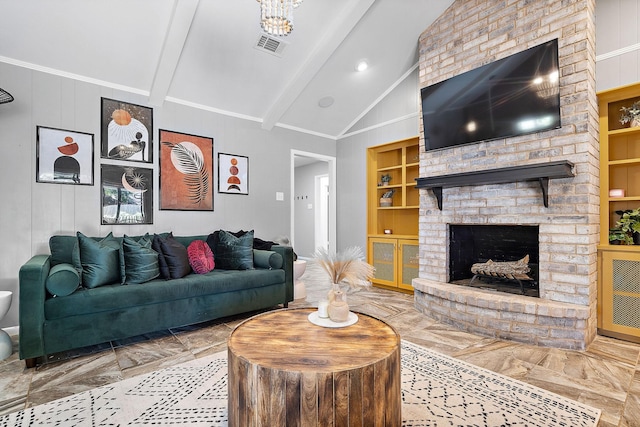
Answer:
[
  {"left": 215, "top": 230, "right": 254, "bottom": 270},
  {"left": 123, "top": 234, "right": 160, "bottom": 284},
  {"left": 45, "top": 263, "right": 80, "bottom": 297},
  {"left": 253, "top": 249, "right": 283, "bottom": 269},
  {"left": 77, "top": 232, "right": 123, "bottom": 288}
]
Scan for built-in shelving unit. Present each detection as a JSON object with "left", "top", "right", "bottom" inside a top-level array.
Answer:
[
  {"left": 597, "top": 83, "right": 640, "bottom": 343},
  {"left": 367, "top": 137, "right": 419, "bottom": 292}
]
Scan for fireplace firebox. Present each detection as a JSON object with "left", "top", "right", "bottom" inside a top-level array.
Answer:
[{"left": 449, "top": 225, "right": 539, "bottom": 296}]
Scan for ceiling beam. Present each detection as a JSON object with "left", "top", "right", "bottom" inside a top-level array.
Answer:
[
  {"left": 148, "top": 0, "right": 199, "bottom": 107},
  {"left": 261, "top": 0, "right": 376, "bottom": 130}
]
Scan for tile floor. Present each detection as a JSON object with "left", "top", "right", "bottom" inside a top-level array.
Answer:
[{"left": 1, "top": 274, "right": 639, "bottom": 426}]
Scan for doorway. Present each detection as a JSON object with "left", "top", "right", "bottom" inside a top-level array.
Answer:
[{"left": 291, "top": 150, "right": 336, "bottom": 258}]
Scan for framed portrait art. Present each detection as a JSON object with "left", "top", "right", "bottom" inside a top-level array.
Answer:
[
  {"left": 159, "top": 129, "right": 214, "bottom": 211},
  {"left": 36, "top": 126, "right": 94, "bottom": 185},
  {"left": 218, "top": 153, "right": 248, "bottom": 195},
  {"left": 100, "top": 97, "right": 153, "bottom": 163},
  {"left": 100, "top": 164, "right": 153, "bottom": 225}
]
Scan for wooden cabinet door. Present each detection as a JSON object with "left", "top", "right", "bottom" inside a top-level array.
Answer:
[
  {"left": 398, "top": 239, "right": 419, "bottom": 290},
  {"left": 600, "top": 249, "right": 640, "bottom": 339},
  {"left": 369, "top": 238, "right": 397, "bottom": 287}
]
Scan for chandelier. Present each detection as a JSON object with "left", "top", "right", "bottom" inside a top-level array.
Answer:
[{"left": 257, "top": 0, "right": 303, "bottom": 37}]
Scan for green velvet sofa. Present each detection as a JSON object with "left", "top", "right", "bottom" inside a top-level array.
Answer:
[{"left": 18, "top": 233, "right": 294, "bottom": 367}]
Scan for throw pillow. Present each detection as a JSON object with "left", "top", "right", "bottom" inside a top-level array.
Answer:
[
  {"left": 152, "top": 232, "right": 172, "bottom": 279},
  {"left": 77, "top": 232, "right": 123, "bottom": 288},
  {"left": 156, "top": 234, "right": 192, "bottom": 279},
  {"left": 45, "top": 263, "right": 80, "bottom": 297},
  {"left": 215, "top": 230, "right": 254, "bottom": 270},
  {"left": 187, "top": 240, "right": 215, "bottom": 274},
  {"left": 123, "top": 234, "right": 160, "bottom": 284},
  {"left": 253, "top": 249, "right": 283, "bottom": 269},
  {"left": 206, "top": 230, "right": 277, "bottom": 254}
]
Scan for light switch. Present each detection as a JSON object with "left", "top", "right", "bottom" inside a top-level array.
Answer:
[
  {"left": 307, "top": 204, "right": 313, "bottom": 209},
  {"left": 276, "top": 192, "right": 284, "bottom": 201}
]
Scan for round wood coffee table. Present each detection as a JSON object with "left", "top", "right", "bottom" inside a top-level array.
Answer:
[{"left": 227, "top": 308, "right": 401, "bottom": 427}]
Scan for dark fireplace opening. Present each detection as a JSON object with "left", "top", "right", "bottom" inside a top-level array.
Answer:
[{"left": 449, "top": 225, "right": 539, "bottom": 297}]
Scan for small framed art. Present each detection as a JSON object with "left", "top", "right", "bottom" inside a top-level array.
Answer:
[
  {"left": 100, "top": 97, "right": 153, "bottom": 163},
  {"left": 159, "top": 129, "right": 214, "bottom": 211},
  {"left": 101, "top": 164, "right": 153, "bottom": 225},
  {"left": 36, "top": 126, "right": 94, "bottom": 185},
  {"left": 218, "top": 153, "right": 248, "bottom": 195}
]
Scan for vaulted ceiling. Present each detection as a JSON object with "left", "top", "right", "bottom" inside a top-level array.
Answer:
[{"left": 0, "top": 0, "right": 454, "bottom": 140}]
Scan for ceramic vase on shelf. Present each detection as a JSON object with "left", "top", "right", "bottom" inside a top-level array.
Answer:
[{"left": 327, "top": 284, "right": 350, "bottom": 322}]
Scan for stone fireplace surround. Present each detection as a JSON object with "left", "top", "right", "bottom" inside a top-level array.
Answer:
[{"left": 412, "top": 0, "right": 598, "bottom": 350}]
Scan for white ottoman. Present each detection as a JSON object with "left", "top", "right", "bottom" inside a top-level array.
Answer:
[{"left": 0, "top": 291, "right": 13, "bottom": 360}]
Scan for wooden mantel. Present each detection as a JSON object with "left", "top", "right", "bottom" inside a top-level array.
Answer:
[{"left": 415, "top": 160, "right": 575, "bottom": 210}]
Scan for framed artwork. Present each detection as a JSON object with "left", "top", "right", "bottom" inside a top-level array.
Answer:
[
  {"left": 100, "top": 97, "right": 153, "bottom": 163},
  {"left": 36, "top": 126, "right": 94, "bottom": 185},
  {"left": 218, "top": 153, "right": 248, "bottom": 195},
  {"left": 100, "top": 164, "right": 153, "bottom": 225},
  {"left": 159, "top": 129, "right": 214, "bottom": 211}
]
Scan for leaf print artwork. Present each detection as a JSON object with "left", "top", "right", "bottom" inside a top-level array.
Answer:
[
  {"left": 159, "top": 130, "right": 213, "bottom": 211},
  {"left": 163, "top": 141, "right": 210, "bottom": 205}
]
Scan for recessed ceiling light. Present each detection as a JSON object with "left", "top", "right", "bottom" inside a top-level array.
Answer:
[
  {"left": 318, "top": 96, "right": 334, "bottom": 108},
  {"left": 356, "top": 60, "right": 368, "bottom": 72}
]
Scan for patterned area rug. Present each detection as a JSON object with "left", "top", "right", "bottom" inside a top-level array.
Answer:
[{"left": 1, "top": 340, "right": 600, "bottom": 426}]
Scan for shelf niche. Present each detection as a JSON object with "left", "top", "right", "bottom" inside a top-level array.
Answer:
[{"left": 415, "top": 161, "right": 575, "bottom": 210}]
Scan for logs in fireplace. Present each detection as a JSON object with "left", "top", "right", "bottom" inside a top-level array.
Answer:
[{"left": 469, "top": 255, "right": 533, "bottom": 294}]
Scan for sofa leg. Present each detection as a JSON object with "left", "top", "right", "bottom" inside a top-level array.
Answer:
[
  {"left": 284, "top": 302, "right": 289, "bottom": 308},
  {"left": 25, "top": 358, "right": 37, "bottom": 369}
]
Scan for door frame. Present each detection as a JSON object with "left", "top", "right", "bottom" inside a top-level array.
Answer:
[{"left": 290, "top": 150, "right": 337, "bottom": 255}]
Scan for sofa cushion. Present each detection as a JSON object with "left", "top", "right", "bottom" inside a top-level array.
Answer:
[
  {"left": 187, "top": 240, "right": 215, "bottom": 274},
  {"left": 215, "top": 230, "right": 254, "bottom": 270},
  {"left": 253, "top": 249, "right": 283, "bottom": 269},
  {"left": 45, "top": 263, "right": 80, "bottom": 297},
  {"left": 206, "top": 230, "right": 276, "bottom": 254},
  {"left": 151, "top": 232, "right": 172, "bottom": 279},
  {"left": 154, "top": 234, "right": 192, "bottom": 279},
  {"left": 44, "top": 268, "right": 286, "bottom": 320},
  {"left": 50, "top": 236, "right": 78, "bottom": 267},
  {"left": 123, "top": 234, "right": 160, "bottom": 284},
  {"left": 77, "top": 232, "right": 124, "bottom": 288}
]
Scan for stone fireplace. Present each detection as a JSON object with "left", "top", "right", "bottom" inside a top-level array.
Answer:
[{"left": 412, "top": 0, "right": 598, "bottom": 350}]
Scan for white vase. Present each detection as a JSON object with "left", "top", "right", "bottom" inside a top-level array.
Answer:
[{"left": 327, "top": 284, "right": 349, "bottom": 322}]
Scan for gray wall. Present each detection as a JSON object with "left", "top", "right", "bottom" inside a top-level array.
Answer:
[
  {"left": 595, "top": 0, "right": 640, "bottom": 91},
  {"left": 336, "top": 69, "right": 421, "bottom": 252},
  {"left": 0, "top": 61, "right": 335, "bottom": 328},
  {"left": 294, "top": 161, "right": 329, "bottom": 258}
]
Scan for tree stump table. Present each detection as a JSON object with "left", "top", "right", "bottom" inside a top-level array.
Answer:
[{"left": 227, "top": 308, "right": 401, "bottom": 427}]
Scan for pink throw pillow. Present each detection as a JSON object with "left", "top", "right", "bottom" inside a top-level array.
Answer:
[{"left": 187, "top": 240, "right": 215, "bottom": 274}]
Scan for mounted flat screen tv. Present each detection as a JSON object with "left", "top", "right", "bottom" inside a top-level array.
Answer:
[{"left": 421, "top": 39, "right": 560, "bottom": 152}]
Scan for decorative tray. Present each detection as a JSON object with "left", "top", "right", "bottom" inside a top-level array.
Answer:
[{"left": 308, "top": 311, "right": 358, "bottom": 328}]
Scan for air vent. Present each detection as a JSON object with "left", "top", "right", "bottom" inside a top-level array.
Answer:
[{"left": 255, "top": 34, "right": 288, "bottom": 57}]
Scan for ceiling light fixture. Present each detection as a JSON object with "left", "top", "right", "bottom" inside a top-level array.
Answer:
[
  {"left": 257, "top": 0, "right": 303, "bottom": 37},
  {"left": 356, "top": 60, "right": 368, "bottom": 72}
]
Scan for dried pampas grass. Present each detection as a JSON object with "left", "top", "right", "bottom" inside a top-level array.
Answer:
[{"left": 312, "top": 246, "right": 374, "bottom": 289}]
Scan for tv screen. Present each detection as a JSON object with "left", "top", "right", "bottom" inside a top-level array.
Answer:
[{"left": 421, "top": 39, "right": 560, "bottom": 152}]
